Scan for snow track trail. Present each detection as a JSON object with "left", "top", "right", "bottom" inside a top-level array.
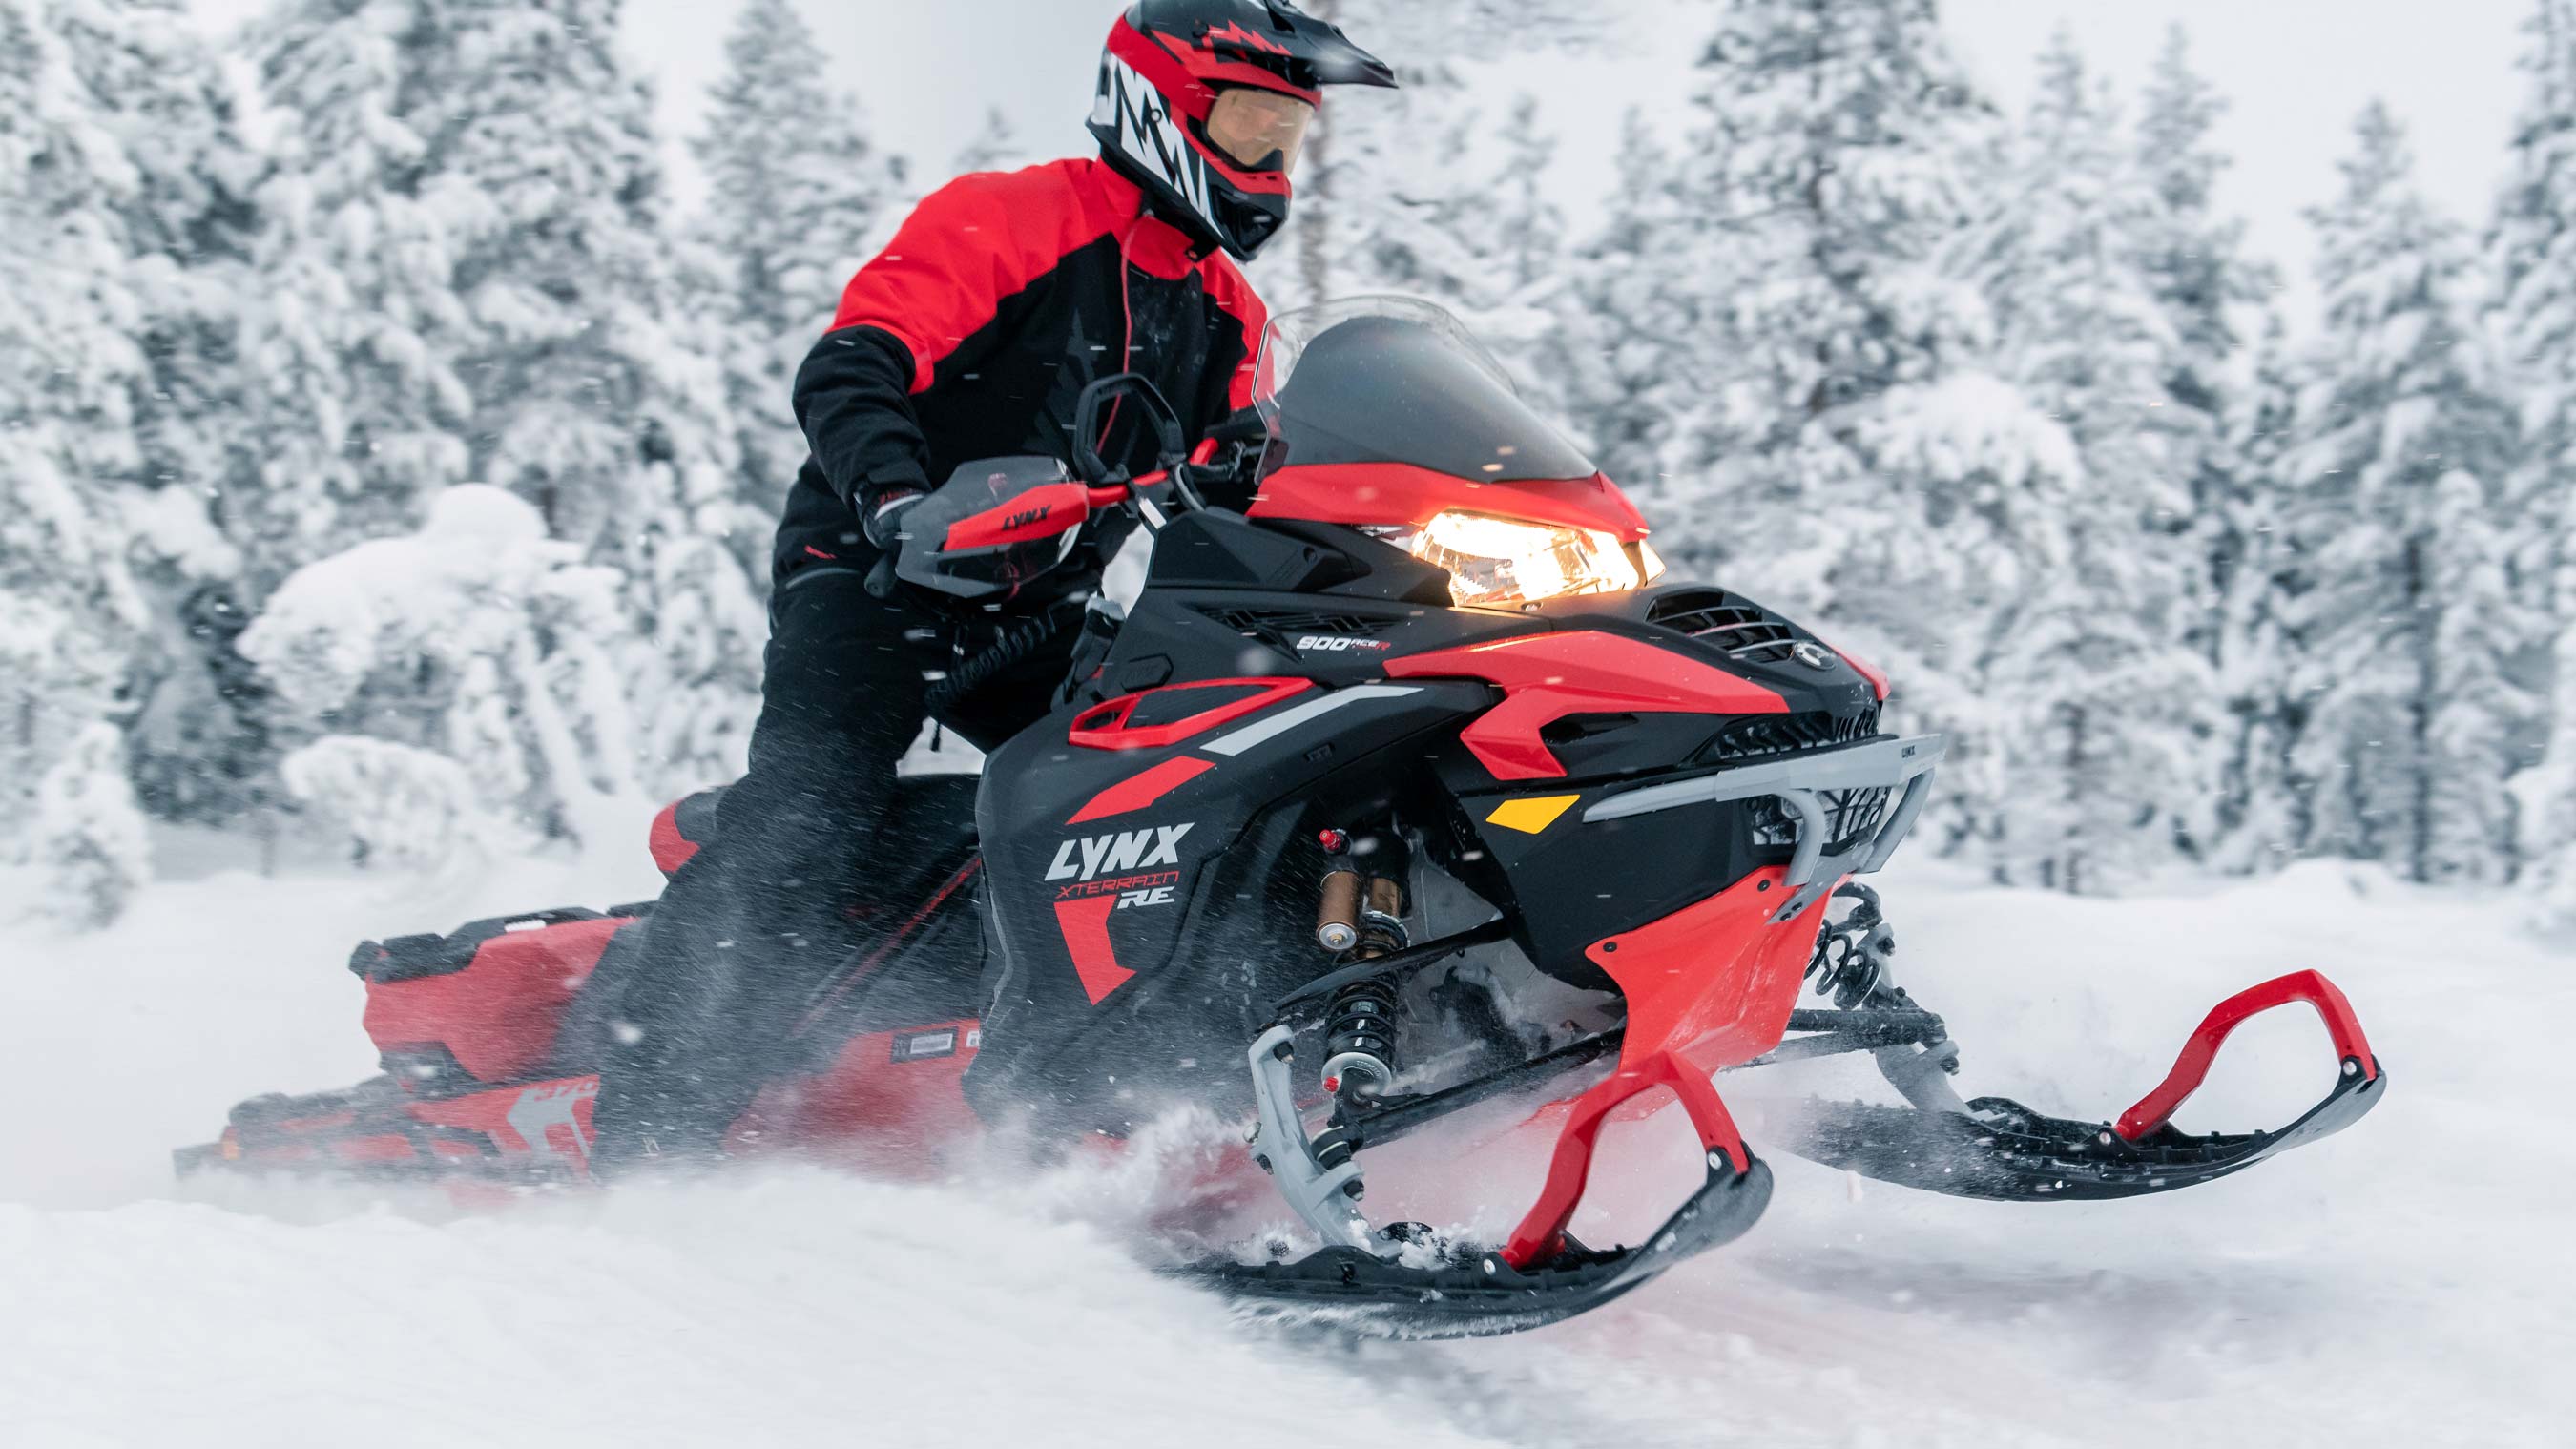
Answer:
[{"left": 1, "top": 859, "right": 2564, "bottom": 1447}]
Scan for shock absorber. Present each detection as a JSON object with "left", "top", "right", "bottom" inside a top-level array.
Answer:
[
  {"left": 1319, "top": 875, "right": 1409, "bottom": 1100},
  {"left": 1320, "top": 979, "right": 1399, "bottom": 1099},
  {"left": 1315, "top": 828, "right": 1361, "bottom": 954}
]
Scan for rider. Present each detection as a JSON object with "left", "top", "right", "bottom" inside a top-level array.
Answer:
[{"left": 586, "top": 1, "right": 1397, "bottom": 1164}]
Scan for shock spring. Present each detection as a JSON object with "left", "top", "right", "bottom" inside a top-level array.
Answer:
[{"left": 1320, "top": 979, "right": 1400, "bottom": 1100}]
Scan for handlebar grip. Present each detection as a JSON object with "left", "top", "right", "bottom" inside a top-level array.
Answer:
[{"left": 1205, "top": 409, "right": 1270, "bottom": 446}]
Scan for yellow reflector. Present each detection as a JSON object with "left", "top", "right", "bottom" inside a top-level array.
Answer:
[{"left": 1486, "top": 796, "right": 1582, "bottom": 835}]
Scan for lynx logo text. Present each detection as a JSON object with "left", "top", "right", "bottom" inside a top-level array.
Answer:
[{"left": 1048, "top": 823, "right": 1195, "bottom": 882}]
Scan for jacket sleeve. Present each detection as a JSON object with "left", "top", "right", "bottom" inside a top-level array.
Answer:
[
  {"left": 793, "top": 325, "right": 932, "bottom": 512},
  {"left": 793, "top": 173, "right": 1070, "bottom": 514}
]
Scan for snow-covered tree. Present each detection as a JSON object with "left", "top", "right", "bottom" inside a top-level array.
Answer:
[
  {"left": 1271, "top": 0, "right": 1597, "bottom": 311},
  {"left": 0, "top": 0, "right": 256, "bottom": 931},
  {"left": 2488, "top": 0, "right": 2576, "bottom": 918},
  {"left": 2518, "top": 552, "right": 2576, "bottom": 921},
  {"left": 1564, "top": 109, "right": 1692, "bottom": 499},
  {"left": 47, "top": 2, "right": 270, "bottom": 828},
  {"left": 1475, "top": 92, "right": 1580, "bottom": 397},
  {"left": 1665, "top": 0, "right": 2003, "bottom": 586},
  {"left": 2205, "top": 319, "right": 2309, "bottom": 873},
  {"left": 1298, "top": 67, "right": 1575, "bottom": 400},
  {"left": 26, "top": 725, "right": 153, "bottom": 929},
  {"left": 245, "top": 0, "right": 766, "bottom": 803},
  {"left": 2131, "top": 26, "right": 2297, "bottom": 869},
  {"left": 2286, "top": 104, "right": 2534, "bottom": 884},
  {"left": 2136, "top": 27, "right": 2275, "bottom": 428},
  {"left": 691, "top": 0, "right": 908, "bottom": 515},
  {"left": 1290, "top": 55, "right": 1480, "bottom": 303},
  {"left": 236, "top": 0, "right": 478, "bottom": 584},
  {"left": 1962, "top": 34, "right": 2214, "bottom": 890},
  {"left": 1652, "top": 0, "right": 2055, "bottom": 873},
  {"left": 239, "top": 486, "right": 652, "bottom": 865}
]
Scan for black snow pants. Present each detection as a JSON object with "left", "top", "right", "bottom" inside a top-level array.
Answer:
[{"left": 584, "top": 565, "right": 1078, "bottom": 1166}]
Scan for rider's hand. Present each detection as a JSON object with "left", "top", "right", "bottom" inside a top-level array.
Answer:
[{"left": 863, "top": 491, "right": 925, "bottom": 600}]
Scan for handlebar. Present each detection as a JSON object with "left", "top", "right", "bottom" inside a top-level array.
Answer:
[
  {"left": 895, "top": 376, "right": 1262, "bottom": 605},
  {"left": 1070, "top": 373, "right": 1190, "bottom": 489}
]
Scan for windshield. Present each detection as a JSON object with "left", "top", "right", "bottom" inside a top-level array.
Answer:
[{"left": 1252, "top": 298, "right": 1599, "bottom": 484}]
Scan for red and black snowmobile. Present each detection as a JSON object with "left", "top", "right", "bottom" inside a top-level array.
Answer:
[{"left": 182, "top": 300, "right": 2386, "bottom": 1337}]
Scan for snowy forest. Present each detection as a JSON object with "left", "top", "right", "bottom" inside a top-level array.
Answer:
[{"left": 7, "top": 0, "right": 2576, "bottom": 932}]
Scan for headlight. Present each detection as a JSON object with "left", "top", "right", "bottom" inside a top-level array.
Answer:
[{"left": 1379, "top": 511, "right": 1667, "bottom": 608}]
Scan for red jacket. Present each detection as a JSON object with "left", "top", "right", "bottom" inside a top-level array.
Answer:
[{"left": 779, "top": 156, "right": 1268, "bottom": 579}]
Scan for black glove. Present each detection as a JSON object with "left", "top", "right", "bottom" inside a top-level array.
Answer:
[{"left": 862, "top": 490, "right": 925, "bottom": 599}]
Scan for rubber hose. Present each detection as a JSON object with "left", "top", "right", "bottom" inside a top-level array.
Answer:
[{"left": 924, "top": 602, "right": 1080, "bottom": 718}]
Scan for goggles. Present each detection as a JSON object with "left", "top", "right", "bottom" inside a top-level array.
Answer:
[{"left": 1206, "top": 86, "right": 1315, "bottom": 174}]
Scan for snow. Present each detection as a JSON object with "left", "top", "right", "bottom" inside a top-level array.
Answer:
[{"left": 2, "top": 854, "right": 2565, "bottom": 1446}]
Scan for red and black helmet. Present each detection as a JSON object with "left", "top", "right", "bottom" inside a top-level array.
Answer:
[{"left": 1089, "top": 0, "right": 1396, "bottom": 261}]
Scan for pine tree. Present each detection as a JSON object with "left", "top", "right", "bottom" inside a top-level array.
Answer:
[
  {"left": 239, "top": 485, "right": 650, "bottom": 864},
  {"left": 1564, "top": 109, "right": 1691, "bottom": 499},
  {"left": 1306, "top": 71, "right": 1574, "bottom": 401},
  {"left": 2206, "top": 319, "right": 2308, "bottom": 873},
  {"left": 2519, "top": 555, "right": 2576, "bottom": 921},
  {"left": 2489, "top": 0, "right": 2576, "bottom": 918},
  {"left": 238, "top": 0, "right": 479, "bottom": 581},
  {"left": 1661, "top": 0, "right": 2047, "bottom": 874},
  {"left": 1272, "top": 0, "right": 1596, "bottom": 310},
  {"left": 51, "top": 1, "right": 271, "bottom": 828},
  {"left": 691, "top": 0, "right": 907, "bottom": 517},
  {"left": 0, "top": 0, "right": 223, "bottom": 924},
  {"left": 1963, "top": 34, "right": 2213, "bottom": 891},
  {"left": 243, "top": 0, "right": 764, "bottom": 816},
  {"left": 1477, "top": 92, "right": 1579, "bottom": 400},
  {"left": 2133, "top": 25, "right": 2295, "bottom": 868},
  {"left": 2287, "top": 104, "right": 2534, "bottom": 884},
  {"left": 2136, "top": 27, "right": 2275, "bottom": 425},
  {"left": 1296, "top": 57, "right": 1483, "bottom": 305}
]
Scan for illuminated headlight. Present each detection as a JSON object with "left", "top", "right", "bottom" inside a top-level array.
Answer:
[{"left": 1378, "top": 511, "right": 1667, "bottom": 609}]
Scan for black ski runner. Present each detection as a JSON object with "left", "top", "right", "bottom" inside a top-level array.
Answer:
[
  {"left": 1179, "top": 1158, "right": 1773, "bottom": 1339},
  {"left": 1769, "top": 1065, "right": 2384, "bottom": 1201}
]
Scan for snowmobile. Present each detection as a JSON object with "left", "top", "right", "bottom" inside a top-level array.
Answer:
[{"left": 180, "top": 299, "right": 2386, "bottom": 1338}]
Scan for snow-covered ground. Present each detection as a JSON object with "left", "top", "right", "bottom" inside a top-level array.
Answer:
[{"left": 1, "top": 848, "right": 2566, "bottom": 1448}]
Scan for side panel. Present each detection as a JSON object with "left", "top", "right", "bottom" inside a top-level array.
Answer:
[
  {"left": 966, "top": 675, "right": 1493, "bottom": 1135},
  {"left": 1456, "top": 783, "right": 1785, "bottom": 985}
]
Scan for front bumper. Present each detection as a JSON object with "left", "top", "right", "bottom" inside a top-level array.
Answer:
[{"left": 1584, "top": 734, "right": 1949, "bottom": 920}]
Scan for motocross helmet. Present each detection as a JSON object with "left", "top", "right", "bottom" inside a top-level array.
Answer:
[{"left": 1089, "top": 0, "right": 1396, "bottom": 261}]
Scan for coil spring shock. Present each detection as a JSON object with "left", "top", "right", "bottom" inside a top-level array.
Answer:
[
  {"left": 1319, "top": 876, "right": 1408, "bottom": 1101},
  {"left": 1320, "top": 979, "right": 1400, "bottom": 1100}
]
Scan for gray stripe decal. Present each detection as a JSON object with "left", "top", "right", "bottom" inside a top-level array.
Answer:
[{"left": 1202, "top": 685, "right": 1424, "bottom": 757}]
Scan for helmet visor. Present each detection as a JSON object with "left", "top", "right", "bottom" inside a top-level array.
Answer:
[{"left": 1206, "top": 87, "right": 1314, "bottom": 174}]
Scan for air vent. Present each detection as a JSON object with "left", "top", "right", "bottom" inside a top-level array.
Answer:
[
  {"left": 1649, "top": 590, "right": 1799, "bottom": 665},
  {"left": 1197, "top": 607, "right": 1386, "bottom": 644},
  {"left": 1697, "top": 708, "right": 1883, "bottom": 765},
  {"left": 1748, "top": 786, "right": 1894, "bottom": 854}
]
